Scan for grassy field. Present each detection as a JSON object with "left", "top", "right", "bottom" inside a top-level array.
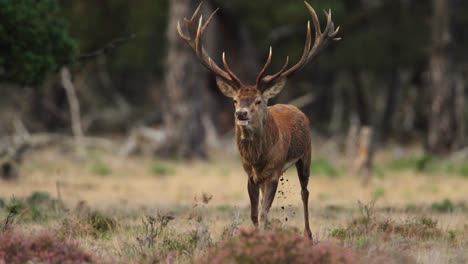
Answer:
[{"left": 0, "top": 146, "right": 467, "bottom": 263}]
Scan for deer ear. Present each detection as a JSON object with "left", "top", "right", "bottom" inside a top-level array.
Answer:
[
  {"left": 216, "top": 77, "right": 237, "bottom": 98},
  {"left": 261, "top": 78, "right": 287, "bottom": 99}
]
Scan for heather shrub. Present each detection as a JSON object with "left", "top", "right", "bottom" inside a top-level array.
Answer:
[
  {"left": 57, "top": 216, "right": 94, "bottom": 238},
  {"left": 332, "top": 216, "right": 443, "bottom": 242},
  {"left": 0, "top": 232, "right": 97, "bottom": 263},
  {"left": 56, "top": 210, "right": 116, "bottom": 239},
  {"left": 119, "top": 214, "right": 201, "bottom": 263},
  {"left": 200, "top": 228, "right": 359, "bottom": 264}
]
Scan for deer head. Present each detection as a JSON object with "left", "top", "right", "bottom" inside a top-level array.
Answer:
[{"left": 177, "top": 1, "right": 340, "bottom": 128}]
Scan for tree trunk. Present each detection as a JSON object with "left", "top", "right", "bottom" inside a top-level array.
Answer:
[
  {"left": 350, "top": 69, "right": 370, "bottom": 126},
  {"left": 428, "top": 0, "right": 463, "bottom": 154},
  {"left": 163, "top": 0, "right": 209, "bottom": 159},
  {"left": 376, "top": 69, "right": 400, "bottom": 143}
]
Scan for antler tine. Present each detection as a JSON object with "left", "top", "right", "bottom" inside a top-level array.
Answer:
[
  {"left": 223, "top": 52, "right": 244, "bottom": 86},
  {"left": 202, "top": 8, "right": 219, "bottom": 32},
  {"left": 177, "top": 2, "right": 243, "bottom": 88},
  {"left": 195, "top": 15, "right": 204, "bottom": 55},
  {"left": 185, "top": 2, "right": 203, "bottom": 37},
  {"left": 256, "top": 47, "right": 273, "bottom": 86},
  {"left": 306, "top": 9, "right": 339, "bottom": 62},
  {"left": 307, "top": 2, "right": 322, "bottom": 39},
  {"left": 177, "top": 21, "right": 190, "bottom": 41},
  {"left": 258, "top": 1, "right": 340, "bottom": 87},
  {"left": 262, "top": 56, "right": 290, "bottom": 85}
]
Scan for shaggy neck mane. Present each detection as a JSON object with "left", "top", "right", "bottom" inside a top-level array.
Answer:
[{"left": 235, "top": 111, "right": 279, "bottom": 166}]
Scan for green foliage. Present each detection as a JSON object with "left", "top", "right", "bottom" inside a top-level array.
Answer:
[
  {"left": 2, "top": 197, "right": 26, "bottom": 232},
  {"left": 0, "top": 192, "right": 65, "bottom": 224},
  {"left": 86, "top": 211, "right": 116, "bottom": 238},
  {"left": 385, "top": 153, "right": 435, "bottom": 172},
  {"left": 431, "top": 198, "right": 455, "bottom": 213},
  {"left": 162, "top": 230, "right": 198, "bottom": 254},
  {"left": 5, "top": 197, "right": 25, "bottom": 215},
  {"left": 447, "top": 230, "right": 456, "bottom": 242},
  {"left": 26, "top": 191, "right": 51, "bottom": 205},
  {"left": 150, "top": 162, "right": 175, "bottom": 177},
  {"left": 384, "top": 154, "right": 468, "bottom": 177},
  {"left": 310, "top": 159, "right": 339, "bottom": 177},
  {"left": 0, "top": 198, "right": 5, "bottom": 209},
  {"left": 90, "top": 161, "right": 112, "bottom": 176},
  {"left": 371, "top": 164, "right": 386, "bottom": 178},
  {"left": 3, "top": 192, "right": 61, "bottom": 222},
  {"left": 26, "top": 191, "right": 59, "bottom": 221},
  {"left": 371, "top": 188, "right": 385, "bottom": 200},
  {"left": 0, "top": 0, "right": 77, "bottom": 85},
  {"left": 446, "top": 161, "right": 468, "bottom": 177}
]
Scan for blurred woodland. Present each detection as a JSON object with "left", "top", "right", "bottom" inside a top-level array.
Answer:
[{"left": 1, "top": 0, "right": 468, "bottom": 161}]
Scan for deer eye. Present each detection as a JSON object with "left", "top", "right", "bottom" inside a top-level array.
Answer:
[
  {"left": 255, "top": 100, "right": 262, "bottom": 105},
  {"left": 233, "top": 99, "right": 238, "bottom": 104}
]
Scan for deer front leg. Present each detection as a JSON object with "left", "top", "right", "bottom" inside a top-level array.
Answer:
[
  {"left": 259, "top": 178, "right": 279, "bottom": 230},
  {"left": 247, "top": 177, "right": 260, "bottom": 227}
]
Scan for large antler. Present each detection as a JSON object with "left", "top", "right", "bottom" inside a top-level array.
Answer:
[
  {"left": 177, "top": 2, "right": 243, "bottom": 88},
  {"left": 256, "top": 1, "right": 340, "bottom": 90}
]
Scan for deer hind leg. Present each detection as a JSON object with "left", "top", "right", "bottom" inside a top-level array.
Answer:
[
  {"left": 259, "top": 179, "right": 279, "bottom": 230},
  {"left": 247, "top": 177, "right": 260, "bottom": 227},
  {"left": 296, "top": 159, "right": 312, "bottom": 240}
]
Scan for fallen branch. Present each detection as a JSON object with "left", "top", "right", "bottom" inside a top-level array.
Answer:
[
  {"left": 119, "top": 127, "right": 168, "bottom": 157},
  {"left": 0, "top": 133, "right": 116, "bottom": 154},
  {"left": 79, "top": 33, "right": 136, "bottom": 61}
]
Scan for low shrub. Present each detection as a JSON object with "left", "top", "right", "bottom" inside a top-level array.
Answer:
[
  {"left": 163, "top": 229, "right": 199, "bottom": 255},
  {"left": 200, "top": 228, "right": 359, "bottom": 264},
  {"left": 332, "top": 216, "right": 443, "bottom": 242},
  {"left": 0, "top": 232, "right": 97, "bottom": 263},
  {"left": 2, "top": 192, "right": 62, "bottom": 223},
  {"left": 86, "top": 211, "right": 117, "bottom": 238},
  {"left": 26, "top": 191, "right": 62, "bottom": 221},
  {"left": 150, "top": 162, "right": 175, "bottom": 177},
  {"left": 378, "top": 217, "right": 442, "bottom": 240},
  {"left": 310, "top": 159, "right": 339, "bottom": 178},
  {"left": 431, "top": 198, "right": 455, "bottom": 213},
  {"left": 90, "top": 161, "right": 112, "bottom": 176},
  {"left": 57, "top": 217, "right": 94, "bottom": 239},
  {"left": 137, "top": 214, "right": 174, "bottom": 249},
  {"left": 385, "top": 153, "right": 435, "bottom": 172},
  {"left": 2, "top": 197, "right": 25, "bottom": 232},
  {"left": 446, "top": 161, "right": 468, "bottom": 177},
  {"left": 58, "top": 210, "right": 117, "bottom": 239}
]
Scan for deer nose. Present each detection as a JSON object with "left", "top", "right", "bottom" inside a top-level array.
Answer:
[{"left": 235, "top": 110, "right": 248, "bottom": 120}]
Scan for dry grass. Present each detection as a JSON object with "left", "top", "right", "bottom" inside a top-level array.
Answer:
[{"left": 0, "top": 147, "right": 467, "bottom": 263}]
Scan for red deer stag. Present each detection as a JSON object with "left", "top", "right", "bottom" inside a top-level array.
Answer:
[{"left": 177, "top": 1, "right": 340, "bottom": 239}]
